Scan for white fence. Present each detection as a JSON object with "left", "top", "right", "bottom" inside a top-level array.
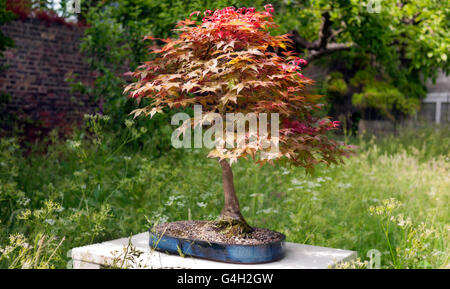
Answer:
[{"left": 422, "top": 92, "right": 450, "bottom": 124}]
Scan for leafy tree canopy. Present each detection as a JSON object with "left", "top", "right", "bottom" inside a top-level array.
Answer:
[
  {"left": 281, "top": 0, "right": 449, "bottom": 120},
  {"left": 125, "top": 6, "right": 350, "bottom": 167}
]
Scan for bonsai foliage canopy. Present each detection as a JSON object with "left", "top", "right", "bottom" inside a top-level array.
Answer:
[
  {"left": 125, "top": 5, "right": 351, "bottom": 234},
  {"left": 125, "top": 5, "right": 349, "bottom": 169}
]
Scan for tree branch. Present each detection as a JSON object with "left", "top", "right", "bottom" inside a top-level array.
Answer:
[
  {"left": 315, "top": 11, "right": 332, "bottom": 50},
  {"left": 308, "top": 42, "right": 355, "bottom": 61},
  {"left": 289, "top": 12, "right": 355, "bottom": 62},
  {"left": 290, "top": 30, "right": 315, "bottom": 50},
  {"left": 400, "top": 12, "right": 422, "bottom": 25}
]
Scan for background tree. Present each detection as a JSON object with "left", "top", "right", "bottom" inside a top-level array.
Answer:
[
  {"left": 281, "top": 0, "right": 449, "bottom": 125},
  {"left": 125, "top": 6, "right": 350, "bottom": 233}
]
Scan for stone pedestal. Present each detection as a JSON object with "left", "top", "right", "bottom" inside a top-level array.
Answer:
[{"left": 71, "top": 232, "right": 357, "bottom": 269}]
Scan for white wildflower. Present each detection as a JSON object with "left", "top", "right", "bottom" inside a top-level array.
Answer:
[
  {"left": 196, "top": 202, "right": 207, "bottom": 208},
  {"left": 45, "top": 219, "right": 56, "bottom": 226}
]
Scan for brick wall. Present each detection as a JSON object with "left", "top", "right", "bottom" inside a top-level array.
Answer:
[{"left": 0, "top": 19, "right": 95, "bottom": 136}]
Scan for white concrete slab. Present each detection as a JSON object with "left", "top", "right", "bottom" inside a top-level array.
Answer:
[{"left": 71, "top": 232, "right": 357, "bottom": 269}]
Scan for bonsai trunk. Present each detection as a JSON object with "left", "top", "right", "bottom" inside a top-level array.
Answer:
[{"left": 217, "top": 159, "right": 253, "bottom": 234}]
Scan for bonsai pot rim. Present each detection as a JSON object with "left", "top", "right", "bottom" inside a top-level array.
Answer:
[{"left": 149, "top": 225, "right": 286, "bottom": 264}]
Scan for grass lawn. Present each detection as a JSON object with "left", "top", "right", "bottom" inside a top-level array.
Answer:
[{"left": 0, "top": 123, "right": 448, "bottom": 268}]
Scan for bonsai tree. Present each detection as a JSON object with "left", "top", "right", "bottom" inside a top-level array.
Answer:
[{"left": 125, "top": 5, "right": 350, "bottom": 234}]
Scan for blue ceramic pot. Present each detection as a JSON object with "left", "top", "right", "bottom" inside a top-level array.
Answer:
[{"left": 149, "top": 229, "right": 286, "bottom": 264}]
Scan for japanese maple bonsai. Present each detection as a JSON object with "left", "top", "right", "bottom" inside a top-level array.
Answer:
[{"left": 125, "top": 5, "right": 349, "bottom": 240}]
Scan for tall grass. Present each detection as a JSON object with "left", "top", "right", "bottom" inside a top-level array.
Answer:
[{"left": 0, "top": 119, "right": 448, "bottom": 268}]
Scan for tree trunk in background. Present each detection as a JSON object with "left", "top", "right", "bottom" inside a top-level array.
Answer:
[{"left": 218, "top": 159, "right": 253, "bottom": 234}]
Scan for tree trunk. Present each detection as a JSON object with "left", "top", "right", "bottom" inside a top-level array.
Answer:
[{"left": 218, "top": 159, "right": 253, "bottom": 234}]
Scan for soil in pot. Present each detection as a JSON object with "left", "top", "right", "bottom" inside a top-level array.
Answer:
[{"left": 151, "top": 220, "right": 284, "bottom": 246}]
